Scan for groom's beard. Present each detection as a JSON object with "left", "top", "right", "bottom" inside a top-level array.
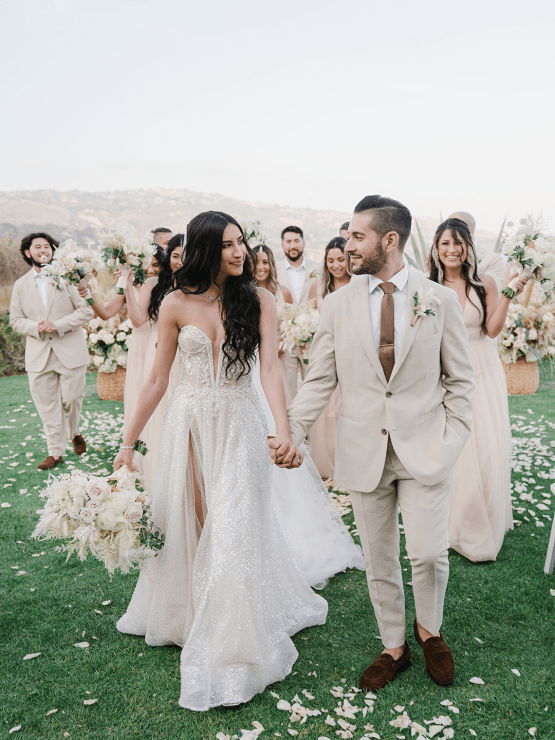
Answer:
[
  {"left": 31, "top": 258, "right": 52, "bottom": 268},
  {"left": 286, "top": 251, "right": 303, "bottom": 263},
  {"left": 351, "top": 244, "right": 387, "bottom": 276}
]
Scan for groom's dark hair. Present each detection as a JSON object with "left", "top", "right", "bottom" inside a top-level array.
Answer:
[{"left": 354, "top": 195, "right": 412, "bottom": 250}]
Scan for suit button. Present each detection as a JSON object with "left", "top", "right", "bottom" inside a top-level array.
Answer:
[
  {"left": 381, "top": 429, "right": 387, "bottom": 435},
  {"left": 385, "top": 391, "right": 392, "bottom": 398}
]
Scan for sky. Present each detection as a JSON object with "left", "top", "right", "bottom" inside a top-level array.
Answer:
[{"left": 1, "top": 0, "right": 554, "bottom": 232}]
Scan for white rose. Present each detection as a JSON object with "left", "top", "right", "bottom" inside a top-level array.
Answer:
[
  {"left": 80, "top": 507, "right": 96, "bottom": 524},
  {"left": 103, "top": 334, "right": 115, "bottom": 345},
  {"left": 88, "top": 333, "right": 99, "bottom": 344},
  {"left": 92, "top": 355, "right": 104, "bottom": 367},
  {"left": 86, "top": 479, "right": 111, "bottom": 503},
  {"left": 528, "top": 328, "right": 538, "bottom": 340},
  {"left": 124, "top": 501, "right": 144, "bottom": 524},
  {"left": 116, "top": 354, "right": 127, "bottom": 367},
  {"left": 116, "top": 331, "right": 127, "bottom": 342}
]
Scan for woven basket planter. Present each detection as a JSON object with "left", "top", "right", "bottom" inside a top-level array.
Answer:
[
  {"left": 503, "top": 357, "right": 539, "bottom": 396},
  {"left": 96, "top": 366, "right": 126, "bottom": 401}
]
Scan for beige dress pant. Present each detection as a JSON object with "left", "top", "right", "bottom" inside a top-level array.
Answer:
[
  {"left": 349, "top": 439, "right": 453, "bottom": 649},
  {"left": 285, "top": 347, "right": 309, "bottom": 401},
  {"left": 28, "top": 350, "right": 87, "bottom": 458}
]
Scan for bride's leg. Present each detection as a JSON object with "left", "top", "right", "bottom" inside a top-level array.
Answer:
[{"left": 188, "top": 433, "right": 206, "bottom": 532}]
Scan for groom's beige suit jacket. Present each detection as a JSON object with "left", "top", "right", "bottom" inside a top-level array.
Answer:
[
  {"left": 10, "top": 269, "right": 93, "bottom": 372},
  {"left": 288, "top": 270, "right": 475, "bottom": 493},
  {"left": 276, "top": 257, "right": 322, "bottom": 305}
]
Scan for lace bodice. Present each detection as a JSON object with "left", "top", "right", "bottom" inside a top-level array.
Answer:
[{"left": 177, "top": 325, "right": 253, "bottom": 391}]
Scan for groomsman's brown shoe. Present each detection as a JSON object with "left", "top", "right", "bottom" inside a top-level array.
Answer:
[
  {"left": 359, "top": 641, "right": 411, "bottom": 691},
  {"left": 37, "top": 456, "right": 63, "bottom": 470},
  {"left": 413, "top": 619, "right": 455, "bottom": 686},
  {"left": 72, "top": 435, "right": 87, "bottom": 456}
]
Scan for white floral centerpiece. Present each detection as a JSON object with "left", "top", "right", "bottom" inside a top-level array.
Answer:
[
  {"left": 280, "top": 300, "right": 319, "bottom": 364},
  {"left": 31, "top": 466, "right": 163, "bottom": 575},
  {"left": 499, "top": 291, "right": 555, "bottom": 365},
  {"left": 43, "top": 239, "right": 104, "bottom": 305},
  {"left": 99, "top": 224, "right": 156, "bottom": 295},
  {"left": 85, "top": 316, "right": 133, "bottom": 373},
  {"left": 502, "top": 215, "right": 555, "bottom": 300}
]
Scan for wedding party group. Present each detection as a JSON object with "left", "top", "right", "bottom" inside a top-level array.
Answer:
[{"left": 11, "top": 194, "right": 535, "bottom": 712}]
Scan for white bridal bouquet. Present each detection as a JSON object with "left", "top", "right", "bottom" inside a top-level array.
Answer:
[
  {"left": 31, "top": 466, "right": 163, "bottom": 575},
  {"left": 84, "top": 316, "right": 133, "bottom": 373},
  {"left": 43, "top": 239, "right": 104, "bottom": 305},
  {"left": 502, "top": 215, "right": 555, "bottom": 300},
  {"left": 99, "top": 224, "right": 156, "bottom": 295},
  {"left": 280, "top": 300, "right": 320, "bottom": 363},
  {"left": 498, "top": 290, "right": 555, "bottom": 364}
]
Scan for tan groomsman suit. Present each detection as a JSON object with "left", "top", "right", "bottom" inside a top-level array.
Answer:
[
  {"left": 276, "top": 255, "right": 322, "bottom": 399},
  {"left": 10, "top": 269, "right": 94, "bottom": 457},
  {"left": 476, "top": 246, "right": 504, "bottom": 292},
  {"left": 287, "top": 267, "right": 474, "bottom": 647}
]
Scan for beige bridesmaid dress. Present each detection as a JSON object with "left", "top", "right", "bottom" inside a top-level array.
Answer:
[
  {"left": 448, "top": 287, "right": 513, "bottom": 562},
  {"left": 123, "top": 286, "right": 154, "bottom": 433}
]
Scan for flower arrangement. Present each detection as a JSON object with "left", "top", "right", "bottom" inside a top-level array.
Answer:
[
  {"left": 280, "top": 300, "right": 319, "bottom": 363},
  {"left": 85, "top": 316, "right": 133, "bottom": 373},
  {"left": 498, "top": 287, "right": 555, "bottom": 364},
  {"left": 43, "top": 239, "right": 104, "bottom": 305},
  {"left": 99, "top": 224, "right": 156, "bottom": 294},
  {"left": 31, "top": 466, "right": 164, "bottom": 575},
  {"left": 502, "top": 215, "right": 555, "bottom": 300},
  {"left": 411, "top": 289, "right": 440, "bottom": 326}
]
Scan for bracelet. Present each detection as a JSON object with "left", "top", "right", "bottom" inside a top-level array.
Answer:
[{"left": 120, "top": 439, "right": 149, "bottom": 456}]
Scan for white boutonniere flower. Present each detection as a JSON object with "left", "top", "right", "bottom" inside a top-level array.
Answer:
[
  {"left": 309, "top": 269, "right": 317, "bottom": 279},
  {"left": 411, "top": 289, "right": 440, "bottom": 326}
]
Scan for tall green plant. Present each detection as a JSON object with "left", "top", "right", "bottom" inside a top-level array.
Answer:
[
  {"left": 494, "top": 218, "right": 506, "bottom": 253},
  {"left": 409, "top": 219, "right": 429, "bottom": 272}
]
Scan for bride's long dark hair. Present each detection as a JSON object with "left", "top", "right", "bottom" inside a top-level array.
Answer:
[{"left": 173, "top": 211, "right": 260, "bottom": 378}]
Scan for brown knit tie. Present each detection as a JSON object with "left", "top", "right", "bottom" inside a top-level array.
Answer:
[{"left": 379, "top": 282, "right": 395, "bottom": 382}]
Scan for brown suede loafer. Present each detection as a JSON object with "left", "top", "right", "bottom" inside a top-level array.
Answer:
[
  {"left": 37, "top": 456, "right": 63, "bottom": 471},
  {"left": 72, "top": 435, "right": 87, "bottom": 456},
  {"left": 359, "top": 641, "right": 411, "bottom": 691},
  {"left": 413, "top": 619, "right": 455, "bottom": 686}
]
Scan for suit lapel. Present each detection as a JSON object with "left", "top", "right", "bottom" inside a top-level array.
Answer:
[
  {"left": 350, "top": 275, "right": 387, "bottom": 385},
  {"left": 28, "top": 270, "right": 47, "bottom": 317},
  {"left": 389, "top": 270, "right": 422, "bottom": 382}
]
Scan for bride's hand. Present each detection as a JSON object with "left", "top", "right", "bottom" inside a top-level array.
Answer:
[
  {"left": 77, "top": 285, "right": 89, "bottom": 298},
  {"left": 277, "top": 443, "right": 303, "bottom": 469},
  {"left": 508, "top": 272, "right": 529, "bottom": 296},
  {"left": 113, "top": 449, "right": 137, "bottom": 472}
]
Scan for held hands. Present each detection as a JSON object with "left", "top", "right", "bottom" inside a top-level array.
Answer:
[
  {"left": 507, "top": 272, "right": 529, "bottom": 297},
  {"left": 37, "top": 320, "right": 58, "bottom": 334},
  {"left": 268, "top": 434, "right": 304, "bottom": 469},
  {"left": 77, "top": 285, "right": 90, "bottom": 298}
]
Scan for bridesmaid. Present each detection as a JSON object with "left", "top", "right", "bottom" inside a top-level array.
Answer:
[
  {"left": 252, "top": 245, "right": 293, "bottom": 383},
  {"left": 125, "top": 235, "right": 184, "bottom": 493},
  {"left": 78, "top": 248, "right": 164, "bottom": 430},
  {"left": 307, "top": 237, "right": 351, "bottom": 481},
  {"left": 429, "top": 218, "right": 528, "bottom": 562}
]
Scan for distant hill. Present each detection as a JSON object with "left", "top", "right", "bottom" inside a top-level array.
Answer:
[{"left": 0, "top": 188, "right": 499, "bottom": 262}]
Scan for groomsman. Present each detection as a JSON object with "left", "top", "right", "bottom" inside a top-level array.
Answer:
[
  {"left": 10, "top": 233, "right": 94, "bottom": 470},
  {"left": 283, "top": 196, "right": 474, "bottom": 690},
  {"left": 276, "top": 226, "right": 322, "bottom": 399},
  {"left": 151, "top": 227, "right": 173, "bottom": 248},
  {"left": 449, "top": 211, "right": 504, "bottom": 291}
]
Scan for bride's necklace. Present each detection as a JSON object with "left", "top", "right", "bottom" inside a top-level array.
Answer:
[{"left": 200, "top": 292, "right": 222, "bottom": 303}]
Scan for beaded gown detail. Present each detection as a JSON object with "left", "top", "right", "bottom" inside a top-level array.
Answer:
[
  {"left": 117, "top": 325, "right": 327, "bottom": 711},
  {"left": 448, "top": 288, "right": 513, "bottom": 562}
]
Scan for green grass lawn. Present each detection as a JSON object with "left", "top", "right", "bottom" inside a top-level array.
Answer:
[{"left": 1, "top": 368, "right": 555, "bottom": 740}]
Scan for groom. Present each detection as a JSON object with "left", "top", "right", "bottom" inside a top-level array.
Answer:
[{"left": 274, "top": 195, "right": 474, "bottom": 689}]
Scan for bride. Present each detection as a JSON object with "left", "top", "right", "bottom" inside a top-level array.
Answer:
[{"left": 113, "top": 211, "right": 327, "bottom": 711}]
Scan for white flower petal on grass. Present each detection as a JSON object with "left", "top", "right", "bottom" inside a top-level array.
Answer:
[
  {"left": 440, "top": 700, "right": 453, "bottom": 706},
  {"left": 287, "top": 731, "right": 298, "bottom": 737},
  {"left": 23, "top": 653, "right": 41, "bottom": 660},
  {"left": 45, "top": 709, "right": 58, "bottom": 716},
  {"left": 83, "top": 698, "right": 98, "bottom": 705},
  {"left": 277, "top": 699, "right": 292, "bottom": 711},
  {"left": 448, "top": 706, "right": 459, "bottom": 713},
  {"left": 529, "top": 729, "right": 537, "bottom": 737},
  {"left": 550, "top": 589, "right": 555, "bottom": 597},
  {"left": 9, "top": 726, "right": 21, "bottom": 734},
  {"left": 102, "top": 600, "right": 111, "bottom": 605},
  {"left": 394, "top": 705, "right": 405, "bottom": 712},
  {"left": 511, "top": 668, "right": 521, "bottom": 676},
  {"left": 94, "top": 610, "right": 102, "bottom": 615},
  {"left": 469, "top": 698, "right": 484, "bottom": 702},
  {"left": 325, "top": 715, "right": 336, "bottom": 726},
  {"left": 474, "top": 637, "right": 483, "bottom": 643},
  {"left": 469, "top": 731, "right": 477, "bottom": 737},
  {"left": 15, "top": 571, "right": 26, "bottom": 576},
  {"left": 469, "top": 676, "right": 485, "bottom": 684},
  {"left": 270, "top": 691, "right": 280, "bottom": 698},
  {"left": 1, "top": 502, "right": 12, "bottom": 508},
  {"left": 317, "top": 737, "right": 331, "bottom": 740},
  {"left": 74, "top": 642, "right": 90, "bottom": 648},
  {"left": 216, "top": 734, "right": 231, "bottom": 740}
]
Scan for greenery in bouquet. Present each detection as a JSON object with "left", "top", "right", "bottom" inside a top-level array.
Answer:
[
  {"left": 499, "top": 286, "right": 555, "bottom": 364},
  {"left": 242, "top": 219, "right": 266, "bottom": 246},
  {"left": 99, "top": 224, "right": 156, "bottom": 294},
  {"left": 280, "top": 300, "right": 319, "bottom": 363},
  {"left": 31, "top": 467, "right": 164, "bottom": 575},
  {"left": 502, "top": 215, "right": 555, "bottom": 300},
  {"left": 84, "top": 316, "right": 133, "bottom": 373},
  {"left": 43, "top": 239, "right": 104, "bottom": 305}
]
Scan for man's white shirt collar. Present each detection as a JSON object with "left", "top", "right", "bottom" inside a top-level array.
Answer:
[
  {"left": 368, "top": 265, "right": 409, "bottom": 295},
  {"left": 286, "top": 256, "right": 306, "bottom": 272}
]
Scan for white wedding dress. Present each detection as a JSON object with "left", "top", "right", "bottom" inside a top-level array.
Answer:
[
  {"left": 117, "top": 325, "right": 327, "bottom": 711},
  {"left": 252, "top": 357, "right": 364, "bottom": 586}
]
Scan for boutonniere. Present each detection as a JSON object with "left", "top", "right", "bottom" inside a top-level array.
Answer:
[
  {"left": 309, "top": 270, "right": 317, "bottom": 279},
  {"left": 411, "top": 289, "right": 440, "bottom": 326}
]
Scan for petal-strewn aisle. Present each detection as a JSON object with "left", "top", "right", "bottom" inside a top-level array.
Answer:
[{"left": 1, "top": 369, "right": 554, "bottom": 740}]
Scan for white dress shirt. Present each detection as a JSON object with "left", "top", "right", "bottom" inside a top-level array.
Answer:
[
  {"left": 368, "top": 265, "right": 409, "bottom": 360},
  {"left": 34, "top": 269, "right": 51, "bottom": 311},
  {"left": 286, "top": 257, "right": 306, "bottom": 303}
]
